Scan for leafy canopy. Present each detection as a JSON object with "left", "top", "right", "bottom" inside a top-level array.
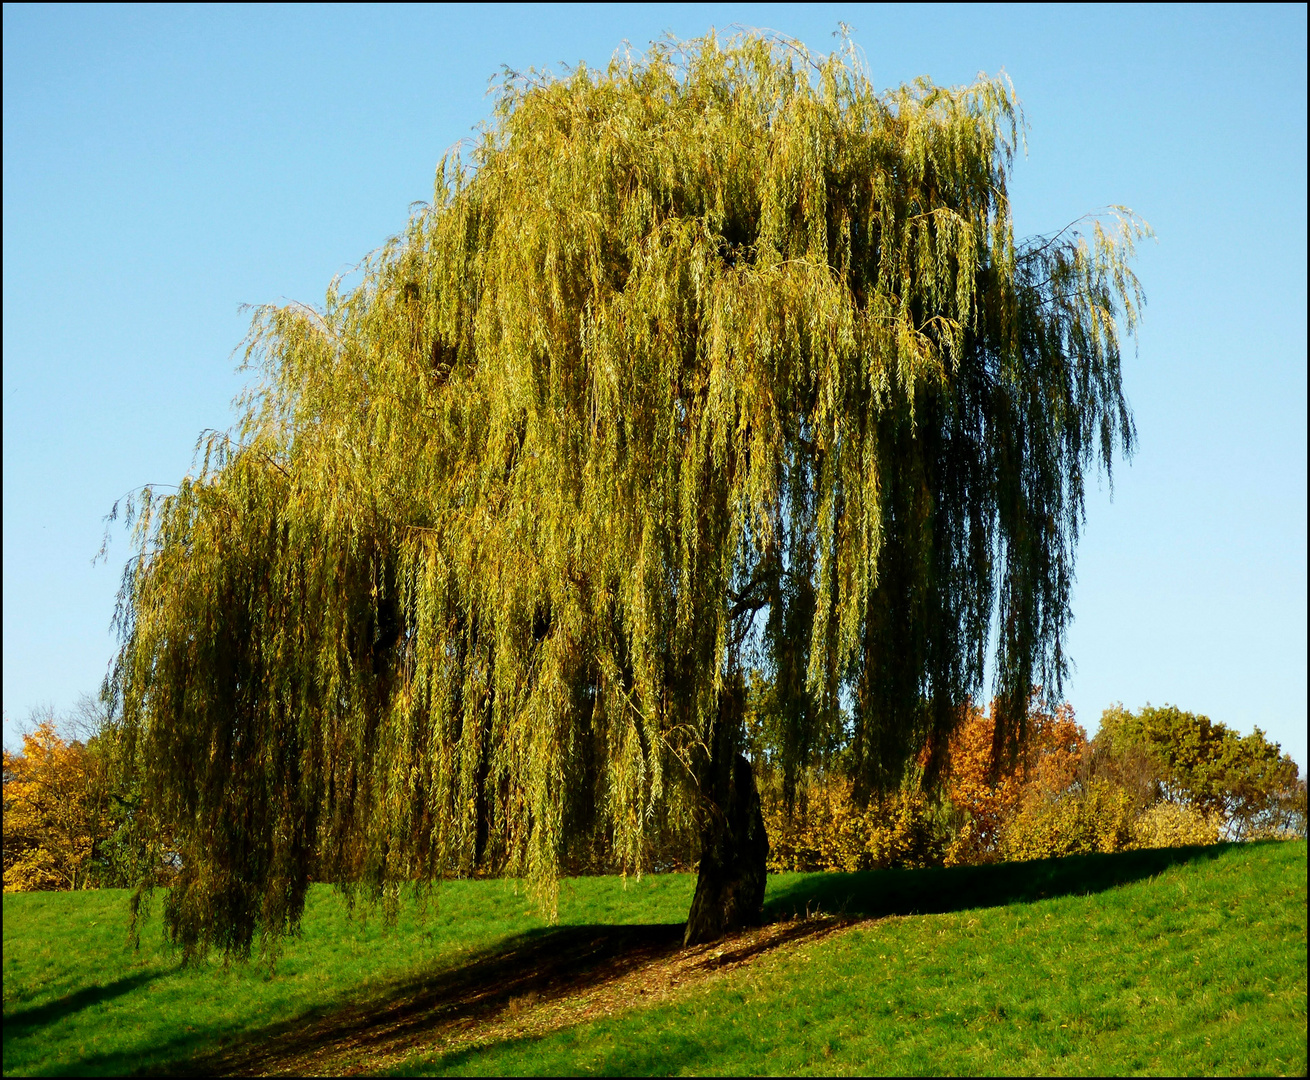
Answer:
[
  {"left": 1097, "top": 704, "right": 1303, "bottom": 839},
  {"left": 108, "top": 30, "right": 1147, "bottom": 960}
]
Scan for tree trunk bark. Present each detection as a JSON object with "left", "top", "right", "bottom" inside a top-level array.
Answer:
[{"left": 683, "top": 749, "right": 769, "bottom": 946}]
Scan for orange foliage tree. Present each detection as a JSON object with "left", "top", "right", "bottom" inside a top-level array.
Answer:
[
  {"left": 943, "top": 697, "right": 1086, "bottom": 864},
  {"left": 3, "top": 718, "right": 110, "bottom": 891}
]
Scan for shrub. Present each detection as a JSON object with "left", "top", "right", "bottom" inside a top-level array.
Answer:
[
  {"left": 1001, "top": 780, "right": 1135, "bottom": 862},
  {"left": 864, "top": 789, "right": 950, "bottom": 870},
  {"left": 1130, "top": 800, "right": 1222, "bottom": 849},
  {"left": 761, "top": 774, "right": 948, "bottom": 873},
  {"left": 1096, "top": 703, "right": 1301, "bottom": 840},
  {"left": 944, "top": 698, "right": 1087, "bottom": 865}
]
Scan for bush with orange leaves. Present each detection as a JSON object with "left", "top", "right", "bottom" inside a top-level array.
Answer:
[{"left": 761, "top": 693, "right": 1218, "bottom": 873}]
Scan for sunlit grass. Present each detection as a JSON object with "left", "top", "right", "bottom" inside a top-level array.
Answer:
[{"left": 3, "top": 842, "right": 1304, "bottom": 1077}]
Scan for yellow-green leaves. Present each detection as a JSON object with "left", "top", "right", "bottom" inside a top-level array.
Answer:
[{"left": 110, "top": 30, "right": 1144, "bottom": 960}]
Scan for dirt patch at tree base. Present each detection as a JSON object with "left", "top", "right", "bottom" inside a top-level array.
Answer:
[{"left": 174, "top": 914, "right": 855, "bottom": 1077}]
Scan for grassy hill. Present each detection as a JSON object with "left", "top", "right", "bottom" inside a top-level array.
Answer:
[{"left": 3, "top": 840, "right": 1305, "bottom": 1076}]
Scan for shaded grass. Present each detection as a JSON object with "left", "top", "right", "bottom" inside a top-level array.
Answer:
[{"left": 2, "top": 842, "right": 1304, "bottom": 1076}]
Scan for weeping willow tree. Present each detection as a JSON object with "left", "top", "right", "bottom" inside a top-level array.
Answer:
[{"left": 108, "top": 30, "right": 1147, "bottom": 956}]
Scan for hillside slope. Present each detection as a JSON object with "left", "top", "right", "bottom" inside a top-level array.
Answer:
[{"left": 3, "top": 841, "right": 1305, "bottom": 1076}]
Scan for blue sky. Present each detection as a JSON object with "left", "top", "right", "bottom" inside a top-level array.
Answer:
[{"left": 4, "top": 3, "right": 1306, "bottom": 769}]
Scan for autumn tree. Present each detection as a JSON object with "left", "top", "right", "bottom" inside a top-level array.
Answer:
[
  {"left": 942, "top": 697, "right": 1087, "bottom": 864},
  {"left": 2, "top": 703, "right": 177, "bottom": 893},
  {"left": 3, "top": 711, "right": 108, "bottom": 891},
  {"left": 107, "top": 30, "right": 1147, "bottom": 958}
]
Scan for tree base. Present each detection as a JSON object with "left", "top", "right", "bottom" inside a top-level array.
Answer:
[{"left": 684, "top": 753, "right": 768, "bottom": 946}]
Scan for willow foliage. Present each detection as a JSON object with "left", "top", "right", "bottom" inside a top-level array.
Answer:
[{"left": 109, "top": 31, "right": 1147, "bottom": 960}]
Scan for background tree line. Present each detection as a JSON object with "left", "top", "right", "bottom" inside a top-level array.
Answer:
[
  {"left": 5, "top": 692, "right": 1302, "bottom": 892},
  {"left": 751, "top": 696, "right": 1305, "bottom": 874}
]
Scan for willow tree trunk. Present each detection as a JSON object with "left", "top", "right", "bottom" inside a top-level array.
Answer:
[{"left": 683, "top": 683, "right": 769, "bottom": 946}]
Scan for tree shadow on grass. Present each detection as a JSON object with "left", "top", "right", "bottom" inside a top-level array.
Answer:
[
  {"left": 141, "top": 922, "right": 689, "bottom": 1076},
  {"left": 409, "top": 845, "right": 1237, "bottom": 1077},
  {"left": 3, "top": 970, "right": 164, "bottom": 1036},
  {"left": 62, "top": 843, "right": 1231, "bottom": 1077},
  {"left": 763, "top": 842, "right": 1233, "bottom": 923},
  {"left": 123, "top": 916, "right": 843, "bottom": 1077}
]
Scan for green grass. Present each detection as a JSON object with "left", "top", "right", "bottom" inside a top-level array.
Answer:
[
  {"left": 3, "top": 841, "right": 1305, "bottom": 1076},
  {"left": 1, "top": 874, "right": 695, "bottom": 1076}
]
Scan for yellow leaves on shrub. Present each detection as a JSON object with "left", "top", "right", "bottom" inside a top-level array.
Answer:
[
  {"left": 762, "top": 776, "right": 945, "bottom": 873},
  {"left": 2, "top": 720, "right": 107, "bottom": 892},
  {"left": 1130, "top": 800, "right": 1222, "bottom": 849},
  {"left": 864, "top": 790, "right": 948, "bottom": 871},
  {"left": 1001, "top": 780, "right": 1135, "bottom": 862}
]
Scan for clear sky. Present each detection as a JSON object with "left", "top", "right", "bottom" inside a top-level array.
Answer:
[{"left": 4, "top": 4, "right": 1306, "bottom": 769}]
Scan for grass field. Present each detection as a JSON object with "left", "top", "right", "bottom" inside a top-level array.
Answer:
[{"left": 3, "top": 840, "right": 1305, "bottom": 1076}]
